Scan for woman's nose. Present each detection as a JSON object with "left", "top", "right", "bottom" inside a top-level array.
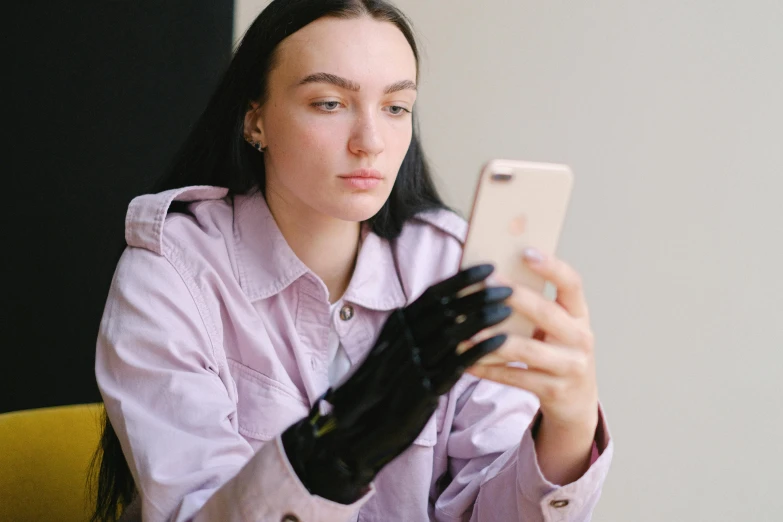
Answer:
[{"left": 348, "top": 111, "right": 385, "bottom": 158}]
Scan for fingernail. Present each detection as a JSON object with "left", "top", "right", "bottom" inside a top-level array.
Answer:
[{"left": 522, "top": 247, "right": 545, "bottom": 264}]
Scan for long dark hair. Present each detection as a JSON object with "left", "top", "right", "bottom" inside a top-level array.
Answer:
[{"left": 89, "top": 1, "right": 447, "bottom": 520}]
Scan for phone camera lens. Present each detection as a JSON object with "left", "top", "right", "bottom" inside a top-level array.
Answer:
[{"left": 490, "top": 173, "right": 513, "bottom": 182}]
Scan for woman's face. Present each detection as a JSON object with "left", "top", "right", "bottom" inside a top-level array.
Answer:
[{"left": 246, "top": 16, "right": 418, "bottom": 223}]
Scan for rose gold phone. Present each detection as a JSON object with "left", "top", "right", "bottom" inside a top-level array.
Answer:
[{"left": 459, "top": 160, "right": 573, "bottom": 351}]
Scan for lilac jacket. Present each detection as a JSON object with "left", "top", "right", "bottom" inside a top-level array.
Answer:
[{"left": 95, "top": 186, "right": 613, "bottom": 522}]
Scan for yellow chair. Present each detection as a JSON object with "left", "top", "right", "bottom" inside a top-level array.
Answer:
[{"left": 0, "top": 403, "right": 104, "bottom": 522}]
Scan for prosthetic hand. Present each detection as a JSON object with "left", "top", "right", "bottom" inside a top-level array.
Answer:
[{"left": 282, "top": 264, "right": 512, "bottom": 504}]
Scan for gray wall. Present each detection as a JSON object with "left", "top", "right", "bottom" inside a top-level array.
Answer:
[{"left": 237, "top": 2, "right": 783, "bottom": 520}]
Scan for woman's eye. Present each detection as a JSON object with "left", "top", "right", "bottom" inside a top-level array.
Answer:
[
  {"left": 313, "top": 101, "right": 342, "bottom": 112},
  {"left": 388, "top": 105, "right": 411, "bottom": 116}
]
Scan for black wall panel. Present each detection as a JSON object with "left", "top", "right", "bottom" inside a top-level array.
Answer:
[{"left": 3, "top": 1, "right": 235, "bottom": 413}]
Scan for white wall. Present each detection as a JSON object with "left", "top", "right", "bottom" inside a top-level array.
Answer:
[{"left": 236, "top": 2, "right": 783, "bottom": 520}]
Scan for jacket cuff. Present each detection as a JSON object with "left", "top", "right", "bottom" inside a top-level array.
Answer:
[
  {"left": 227, "top": 436, "right": 375, "bottom": 521},
  {"left": 516, "top": 404, "right": 614, "bottom": 517}
]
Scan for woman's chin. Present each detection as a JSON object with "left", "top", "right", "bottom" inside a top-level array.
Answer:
[{"left": 328, "top": 193, "right": 388, "bottom": 223}]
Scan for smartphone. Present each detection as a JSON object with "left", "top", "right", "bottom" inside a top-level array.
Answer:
[{"left": 459, "top": 160, "right": 574, "bottom": 355}]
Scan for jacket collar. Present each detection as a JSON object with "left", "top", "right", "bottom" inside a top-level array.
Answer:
[{"left": 232, "top": 192, "right": 407, "bottom": 311}]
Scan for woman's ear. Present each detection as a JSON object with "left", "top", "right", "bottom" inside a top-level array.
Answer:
[{"left": 243, "top": 101, "right": 266, "bottom": 150}]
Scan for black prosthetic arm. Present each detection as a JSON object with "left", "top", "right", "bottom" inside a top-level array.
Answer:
[{"left": 282, "top": 264, "right": 512, "bottom": 504}]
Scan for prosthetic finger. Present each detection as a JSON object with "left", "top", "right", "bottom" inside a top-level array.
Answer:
[
  {"left": 431, "top": 333, "right": 508, "bottom": 393},
  {"left": 405, "top": 264, "right": 496, "bottom": 320},
  {"left": 408, "top": 285, "right": 513, "bottom": 343},
  {"left": 443, "top": 303, "right": 512, "bottom": 341},
  {"left": 425, "top": 263, "right": 495, "bottom": 298},
  {"left": 421, "top": 303, "right": 512, "bottom": 368},
  {"left": 450, "top": 285, "right": 513, "bottom": 313}
]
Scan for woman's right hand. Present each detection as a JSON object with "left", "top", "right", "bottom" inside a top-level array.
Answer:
[{"left": 282, "top": 264, "right": 512, "bottom": 504}]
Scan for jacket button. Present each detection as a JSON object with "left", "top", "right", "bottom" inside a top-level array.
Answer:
[
  {"left": 550, "top": 499, "right": 570, "bottom": 508},
  {"left": 339, "top": 304, "right": 354, "bottom": 321},
  {"left": 281, "top": 514, "right": 300, "bottom": 522}
]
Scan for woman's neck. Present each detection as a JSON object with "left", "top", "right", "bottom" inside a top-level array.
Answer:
[{"left": 265, "top": 188, "right": 361, "bottom": 304}]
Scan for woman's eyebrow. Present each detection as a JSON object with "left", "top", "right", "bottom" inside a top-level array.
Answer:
[
  {"left": 298, "top": 73, "right": 417, "bottom": 94},
  {"left": 384, "top": 80, "right": 417, "bottom": 94}
]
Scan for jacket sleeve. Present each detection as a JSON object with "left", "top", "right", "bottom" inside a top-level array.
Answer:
[
  {"left": 433, "top": 377, "right": 613, "bottom": 522},
  {"left": 96, "top": 246, "right": 372, "bottom": 522}
]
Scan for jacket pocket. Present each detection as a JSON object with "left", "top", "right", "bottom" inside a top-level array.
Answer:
[{"left": 228, "top": 359, "right": 310, "bottom": 442}]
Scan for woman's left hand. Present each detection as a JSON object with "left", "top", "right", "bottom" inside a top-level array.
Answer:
[{"left": 467, "top": 248, "right": 599, "bottom": 433}]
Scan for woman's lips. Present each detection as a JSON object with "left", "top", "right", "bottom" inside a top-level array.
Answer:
[{"left": 338, "top": 169, "right": 383, "bottom": 190}]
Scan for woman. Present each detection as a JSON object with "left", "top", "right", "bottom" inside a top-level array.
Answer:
[{"left": 92, "top": 1, "right": 612, "bottom": 521}]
